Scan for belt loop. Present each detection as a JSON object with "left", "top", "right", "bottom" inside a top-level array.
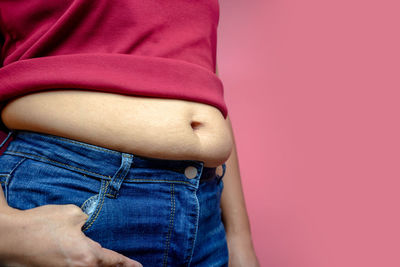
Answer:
[
  {"left": 106, "top": 153, "right": 133, "bottom": 198},
  {"left": 217, "top": 163, "right": 227, "bottom": 183},
  {"left": 0, "top": 130, "right": 15, "bottom": 150}
]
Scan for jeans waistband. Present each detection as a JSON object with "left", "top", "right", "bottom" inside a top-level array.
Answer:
[{"left": 0, "top": 130, "right": 226, "bottom": 187}]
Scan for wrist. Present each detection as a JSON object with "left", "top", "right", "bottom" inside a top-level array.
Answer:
[
  {"left": 225, "top": 231, "right": 260, "bottom": 267},
  {"left": 226, "top": 230, "right": 255, "bottom": 250}
]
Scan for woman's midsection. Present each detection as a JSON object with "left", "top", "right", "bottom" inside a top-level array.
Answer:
[{"left": 1, "top": 90, "right": 234, "bottom": 167}]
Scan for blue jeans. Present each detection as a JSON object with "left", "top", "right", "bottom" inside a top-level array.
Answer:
[{"left": 0, "top": 130, "right": 229, "bottom": 267}]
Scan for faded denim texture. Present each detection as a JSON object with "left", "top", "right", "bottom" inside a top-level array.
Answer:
[{"left": 0, "top": 130, "right": 228, "bottom": 267}]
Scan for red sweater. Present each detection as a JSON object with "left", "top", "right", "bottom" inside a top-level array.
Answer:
[{"left": 0, "top": 0, "right": 227, "bottom": 133}]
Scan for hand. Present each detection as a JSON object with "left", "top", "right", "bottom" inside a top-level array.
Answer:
[
  {"left": 226, "top": 233, "right": 260, "bottom": 267},
  {"left": 0, "top": 204, "right": 142, "bottom": 267}
]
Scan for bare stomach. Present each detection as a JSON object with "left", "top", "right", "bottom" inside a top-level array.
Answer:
[{"left": 1, "top": 90, "right": 234, "bottom": 168}]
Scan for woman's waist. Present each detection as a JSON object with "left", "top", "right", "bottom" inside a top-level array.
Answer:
[{"left": 1, "top": 90, "right": 233, "bottom": 167}]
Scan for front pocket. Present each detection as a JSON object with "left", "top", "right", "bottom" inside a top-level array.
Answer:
[
  {"left": 4, "top": 157, "right": 106, "bottom": 231},
  {"left": 80, "top": 179, "right": 109, "bottom": 232},
  {"left": 0, "top": 154, "right": 27, "bottom": 200}
]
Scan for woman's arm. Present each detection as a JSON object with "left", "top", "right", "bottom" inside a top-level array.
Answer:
[{"left": 221, "top": 116, "right": 260, "bottom": 267}]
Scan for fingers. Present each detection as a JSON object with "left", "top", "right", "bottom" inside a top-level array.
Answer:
[
  {"left": 97, "top": 247, "right": 143, "bottom": 267},
  {"left": 86, "top": 238, "right": 142, "bottom": 267},
  {"left": 9, "top": 203, "right": 142, "bottom": 267}
]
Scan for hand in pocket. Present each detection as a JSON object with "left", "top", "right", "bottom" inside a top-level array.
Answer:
[{"left": 0, "top": 200, "right": 142, "bottom": 267}]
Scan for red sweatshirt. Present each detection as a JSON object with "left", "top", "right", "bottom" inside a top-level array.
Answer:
[{"left": 0, "top": 0, "right": 227, "bottom": 133}]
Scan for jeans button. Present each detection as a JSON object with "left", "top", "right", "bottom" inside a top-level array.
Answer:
[
  {"left": 216, "top": 165, "right": 223, "bottom": 177},
  {"left": 184, "top": 166, "right": 198, "bottom": 179}
]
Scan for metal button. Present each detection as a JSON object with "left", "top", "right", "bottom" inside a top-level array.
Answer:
[
  {"left": 184, "top": 166, "right": 198, "bottom": 179},
  {"left": 216, "top": 165, "right": 223, "bottom": 177}
]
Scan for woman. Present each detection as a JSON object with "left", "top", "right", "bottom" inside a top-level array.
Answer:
[{"left": 0, "top": 1, "right": 259, "bottom": 266}]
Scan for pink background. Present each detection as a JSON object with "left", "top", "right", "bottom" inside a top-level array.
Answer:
[
  {"left": 217, "top": 0, "right": 400, "bottom": 266},
  {"left": 0, "top": 1, "right": 399, "bottom": 266}
]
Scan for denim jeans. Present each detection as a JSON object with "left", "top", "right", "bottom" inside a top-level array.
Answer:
[{"left": 0, "top": 130, "right": 229, "bottom": 267}]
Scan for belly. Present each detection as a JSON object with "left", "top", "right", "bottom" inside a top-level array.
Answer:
[{"left": 1, "top": 90, "right": 234, "bottom": 167}]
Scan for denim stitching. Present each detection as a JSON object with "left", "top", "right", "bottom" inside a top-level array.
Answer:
[
  {"left": 4, "top": 157, "right": 27, "bottom": 201},
  {"left": 80, "top": 194, "right": 99, "bottom": 211},
  {"left": 4, "top": 151, "right": 111, "bottom": 179},
  {"left": 4, "top": 151, "right": 196, "bottom": 186},
  {"left": 82, "top": 180, "right": 108, "bottom": 231},
  {"left": 82, "top": 180, "right": 109, "bottom": 232},
  {"left": 163, "top": 183, "right": 175, "bottom": 267},
  {"left": 107, "top": 154, "right": 132, "bottom": 198},
  {"left": 124, "top": 179, "right": 192, "bottom": 185},
  {"left": 106, "top": 162, "right": 124, "bottom": 198},
  {"left": 5, "top": 157, "right": 26, "bottom": 184},
  {"left": 81, "top": 179, "right": 105, "bottom": 231},
  {"left": 186, "top": 189, "right": 199, "bottom": 266},
  {"left": 3, "top": 151, "right": 194, "bottom": 185}
]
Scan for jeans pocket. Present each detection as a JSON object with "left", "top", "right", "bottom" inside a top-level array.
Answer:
[
  {"left": 2, "top": 156, "right": 106, "bottom": 231},
  {"left": 0, "top": 154, "right": 27, "bottom": 199},
  {"left": 80, "top": 179, "right": 109, "bottom": 232}
]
